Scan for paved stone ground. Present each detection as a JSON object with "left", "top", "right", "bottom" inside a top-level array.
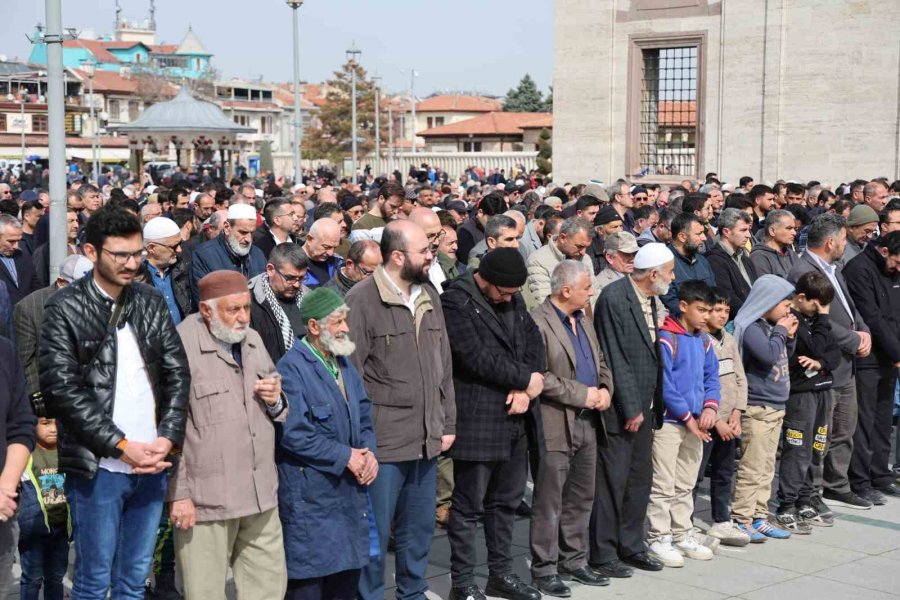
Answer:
[{"left": 7, "top": 474, "right": 900, "bottom": 599}]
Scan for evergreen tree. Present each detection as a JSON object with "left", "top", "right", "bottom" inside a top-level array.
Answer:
[
  {"left": 544, "top": 86, "right": 553, "bottom": 112},
  {"left": 503, "top": 74, "right": 546, "bottom": 113},
  {"left": 536, "top": 128, "right": 552, "bottom": 176},
  {"left": 306, "top": 60, "right": 381, "bottom": 164}
]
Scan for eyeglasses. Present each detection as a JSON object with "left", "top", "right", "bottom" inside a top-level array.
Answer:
[
  {"left": 400, "top": 247, "right": 433, "bottom": 258},
  {"left": 426, "top": 229, "right": 446, "bottom": 243},
  {"left": 355, "top": 264, "right": 376, "bottom": 277},
  {"left": 150, "top": 240, "right": 182, "bottom": 252},
  {"left": 274, "top": 266, "right": 305, "bottom": 285},
  {"left": 103, "top": 248, "right": 144, "bottom": 265}
]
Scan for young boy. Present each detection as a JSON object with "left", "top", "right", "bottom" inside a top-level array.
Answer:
[
  {"left": 18, "top": 413, "right": 70, "bottom": 600},
  {"left": 694, "top": 288, "right": 751, "bottom": 547},
  {"left": 775, "top": 271, "right": 840, "bottom": 532},
  {"left": 647, "top": 280, "right": 721, "bottom": 567},
  {"left": 731, "top": 274, "right": 797, "bottom": 542}
]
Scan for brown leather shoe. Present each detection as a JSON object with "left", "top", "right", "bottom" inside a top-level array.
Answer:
[{"left": 436, "top": 504, "right": 451, "bottom": 528}]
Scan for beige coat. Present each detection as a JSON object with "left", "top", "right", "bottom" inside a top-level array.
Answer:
[
  {"left": 712, "top": 329, "right": 748, "bottom": 419},
  {"left": 168, "top": 313, "right": 287, "bottom": 522},
  {"left": 531, "top": 299, "right": 613, "bottom": 452},
  {"left": 524, "top": 239, "right": 599, "bottom": 310}
]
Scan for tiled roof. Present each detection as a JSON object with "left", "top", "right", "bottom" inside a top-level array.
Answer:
[
  {"left": 149, "top": 44, "right": 179, "bottom": 54},
  {"left": 415, "top": 95, "right": 502, "bottom": 113},
  {"left": 658, "top": 101, "right": 697, "bottom": 127},
  {"left": 0, "top": 133, "right": 129, "bottom": 147},
  {"left": 519, "top": 114, "right": 553, "bottom": 129},
  {"left": 62, "top": 39, "right": 121, "bottom": 64},
  {"left": 418, "top": 112, "right": 553, "bottom": 137}
]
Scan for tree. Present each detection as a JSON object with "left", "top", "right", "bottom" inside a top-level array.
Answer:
[
  {"left": 503, "top": 74, "right": 546, "bottom": 113},
  {"left": 544, "top": 86, "right": 553, "bottom": 112},
  {"left": 306, "top": 59, "right": 381, "bottom": 164},
  {"left": 536, "top": 128, "right": 552, "bottom": 176}
]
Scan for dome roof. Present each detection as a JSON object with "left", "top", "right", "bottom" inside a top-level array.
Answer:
[{"left": 113, "top": 87, "right": 253, "bottom": 134}]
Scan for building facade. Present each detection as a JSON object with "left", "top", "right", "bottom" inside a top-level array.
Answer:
[{"left": 553, "top": 0, "right": 900, "bottom": 185}]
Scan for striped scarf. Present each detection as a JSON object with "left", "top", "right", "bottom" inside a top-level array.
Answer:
[{"left": 262, "top": 274, "right": 301, "bottom": 351}]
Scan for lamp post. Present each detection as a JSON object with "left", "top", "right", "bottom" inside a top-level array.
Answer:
[
  {"left": 409, "top": 69, "right": 418, "bottom": 155},
  {"left": 346, "top": 42, "right": 361, "bottom": 185},
  {"left": 81, "top": 59, "right": 99, "bottom": 183},
  {"left": 286, "top": 0, "right": 304, "bottom": 186},
  {"left": 372, "top": 75, "right": 381, "bottom": 175}
]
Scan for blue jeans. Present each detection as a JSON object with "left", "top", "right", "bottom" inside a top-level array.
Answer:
[
  {"left": 65, "top": 469, "right": 167, "bottom": 600},
  {"left": 18, "top": 523, "right": 70, "bottom": 600},
  {"left": 358, "top": 458, "right": 436, "bottom": 600}
]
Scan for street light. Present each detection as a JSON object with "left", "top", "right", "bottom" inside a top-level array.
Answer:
[
  {"left": 6, "top": 91, "right": 25, "bottom": 171},
  {"left": 81, "top": 59, "right": 100, "bottom": 184},
  {"left": 346, "top": 41, "right": 361, "bottom": 185},
  {"left": 372, "top": 75, "right": 381, "bottom": 175},
  {"left": 286, "top": 0, "right": 304, "bottom": 186}
]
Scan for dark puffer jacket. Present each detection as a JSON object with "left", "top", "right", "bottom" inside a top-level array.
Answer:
[{"left": 38, "top": 276, "right": 191, "bottom": 478}]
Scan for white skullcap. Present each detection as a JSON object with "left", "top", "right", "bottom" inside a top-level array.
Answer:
[
  {"left": 721, "top": 183, "right": 735, "bottom": 193},
  {"left": 633, "top": 243, "right": 675, "bottom": 270},
  {"left": 59, "top": 255, "right": 93, "bottom": 283},
  {"left": 143, "top": 217, "right": 181, "bottom": 241},
  {"left": 349, "top": 227, "right": 383, "bottom": 244},
  {"left": 227, "top": 204, "right": 257, "bottom": 221},
  {"left": 145, "top": 185, "right": 158, "bottom": 195},
  {"left": 190, "top": 191, "right": 200, "bottom": 204},
  {"left": 254, "top": 188, "right": 264, "bottom": 198}
]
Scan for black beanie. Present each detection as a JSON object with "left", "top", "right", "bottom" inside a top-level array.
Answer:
[{"left": 478, "top": 247, "right": 528, "bottom": 288}]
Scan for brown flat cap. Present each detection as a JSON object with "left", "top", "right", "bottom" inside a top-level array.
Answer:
[{"left": 199, "top": 270, "right": 249, "bottom": 302}]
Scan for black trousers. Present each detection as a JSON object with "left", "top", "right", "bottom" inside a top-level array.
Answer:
[
  {"left": 850, "top": 366, "right": 898, "bottom": 493},
  {"left": 693, "top": 429, "right": 736, "bottom": 524},
  {"left": 778, "top": 390, "right": 832, "bottom": 508},
  {"left": 448, "top": 427, "right": 529, "bottom": 588},
  {"left": 589, "top": 416, "right": 653, "bottom": 566},
  {"left": 285, "top": 569, "right": 360, "bottom": 600}
]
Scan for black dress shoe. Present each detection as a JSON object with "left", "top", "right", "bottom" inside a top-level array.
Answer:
[
  {"left": 877, "top": 482, "right": 900, "bottom": 497},
  {"left": 622, "top": 551, "right": 664, "bottom": 572},
  {"left": 590, "top": 559, "right": 634, "bottom": 578},
  {"left": 449, "top": 585, "right": 487, "bottom": 600},
  {"left": 485, "top": 574, "right": 542, "bottom": 600},
  {"left": 516, "top": 500, "right": 533, "bottom": 518},
  {"left": 558, "top": 565, "right": 610, "bottom": 586},
  {"left": 533, "top": 575, "right": 571, "bottom": 598}
]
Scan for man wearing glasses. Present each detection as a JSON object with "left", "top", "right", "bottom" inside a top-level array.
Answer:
[
  {"left": 323, "top": 239, "right": 381, "bottom": 298},
  {"left": 249, "top": 242, "right": 311, "bottom": 363},
  {"left": 842, "top": 205, "right": 880, "bottom": 264},
  {"left": 301, "top": 218, "right": 343, "bottom": 289},
  {"left": 253, "top": 198, "right": 298, "bottom": 260},
  {"left": 137, "top": 217, "right": 189, "bottom": 325}
]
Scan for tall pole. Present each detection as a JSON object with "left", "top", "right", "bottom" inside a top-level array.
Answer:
[
  {"left": 388, "top": 105, "right": 393, "bottom": 176},
  {"left": 88, "top": 75, "right": 99, "bottom": 183},
  {"left": 288, "top": 0, "right": 303, "bottom": 185},
  {"left": 410, "top": 70, "right": 416, "bottom": 155},
  {"left": 346, "top": 42, "right": 361, "bottom": 185},
  {"left": 46, "top": 0, "right": 67, "bottom": 281},
  {"left": 373, "top": 76, "right": 380, "bottom": 175},
  {"left": 19, "top": 100, "right": 25, "bottom": 168}
]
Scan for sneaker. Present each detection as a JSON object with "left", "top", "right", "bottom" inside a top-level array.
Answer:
[
  {"left": 810, "top": 494, "right": 834, "bottom": 520},
  {"left": 752, "top": 518, "right": 792, "bottom": 539},
  {"left": 707, "top": 521, "right": 751, "bottom": 547},
  {"left": 823, "top": 490, "right": 873, "bottom": 510},
  {"left": 735, "top": 522, "right": 766, "bottom": 544},
  {"left": 648, "top": 535, "right": 685, "bottom": 568},
  {"left": 798, "top": 503, "right": 833, "bottom": 527},
  {"left": 675, "top": 534, "right": 714, "bottom": 560},
  {"left": 775, "top": 508, "right": 812, "bottom": 535},
  {"left": 863, "top": 489, "right": 887, "bottom": 506}
]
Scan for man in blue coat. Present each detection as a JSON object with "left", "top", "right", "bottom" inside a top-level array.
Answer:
[
  {"left": 661, "top": 213, "right": 716, "bottom": 315},
  {"left": 190, "top": 203, "right": 266, "bottom": 310},
  {"left": 276, "top": 287, "right": 378, "bottom": 600}
]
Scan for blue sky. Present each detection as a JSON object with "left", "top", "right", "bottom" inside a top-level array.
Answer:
[{"left": 5, "top": 0, "right": 554, "bottom": 98}]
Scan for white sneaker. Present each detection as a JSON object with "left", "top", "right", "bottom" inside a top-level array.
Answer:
[
  {"left": 675, "top": 534, "right": 714, "bottom": 560},
  {"left": 707, "top": 521, "right": 751, "bottom": 547},
  {"left": 649, "top": 535, "right": 685, "bottom": 567}
]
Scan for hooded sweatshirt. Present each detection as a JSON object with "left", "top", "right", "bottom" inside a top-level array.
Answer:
[
  {"left": 658, "top": 315, "right": 721, "bottom": 424},
  {"left": 748, "top": 244, "right": 797, "bottom": 278},
  {"left": 732, "top": 275, "right": 797, "bottom": 409}
]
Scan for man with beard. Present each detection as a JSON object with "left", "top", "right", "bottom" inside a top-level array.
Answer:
[
  {"left": 190, "top": 203, "right": 266, "bottom": 310},
  {"left": 136, "top": 217, "right": 190, "bottom": 325},
  {"left": 409, "top": 207, "right": 451, "bottom": 291},
  {"left": 169, "top": 270, "right": 287, "bottom": 600},
  {"left": 302, "top": 218, "right": 344, "bottom": 289},
  {"left": 249, "top": 243, "right": 311, "bottom": 364},
  {"left": 352, "top": 181, "right": 405, "bottom": 232},
  {"left": 323, "top": 239, "right": 381, "bottom": 297},
  {"left": 276, "top": 287, "right": 378, "bottom": 600},
  {"left": 589, "top": 243, "right": 675, "bottom": 578},
  {"left": 660, "top": 213, "right": 716, "bottom": 315},
  {"left": 441, "top": 248, "right": 545, "bottom": 600},
  {"left": 31, "top": 208, "right": 82, "bottom": 288},
  {"left": 39, "top": 204, "right": 190, "bottom": 599},
  {"left": 347, "top": 220, "right": 456, "bottom": 600}
]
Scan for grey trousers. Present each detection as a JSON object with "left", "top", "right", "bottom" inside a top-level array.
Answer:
[
  {"left": 0, "top": 517, "right": 18, "bottom": 598},
  {"left": 820, "top": 380, "right": 858, "bottom": 495},
  {"left": 530, "top": 415, "right": 597, "bottom": 577}
]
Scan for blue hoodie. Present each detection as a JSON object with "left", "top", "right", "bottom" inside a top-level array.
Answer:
[{"left": 659, "top": 315, "right": 721, "bottom": 424}]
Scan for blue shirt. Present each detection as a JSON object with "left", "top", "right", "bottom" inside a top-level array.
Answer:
[
  {"left": 552, "top": 303, "right": 598, "bottom": 388},
  {"left": 146, "top": 262, "right": 182, "bottom": 325}
]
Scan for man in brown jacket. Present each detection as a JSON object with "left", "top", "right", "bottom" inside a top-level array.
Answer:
[
  {"left": 346, "top": 220, "right": 456, "bottom": 600},
  {"left": 168, "top": 270, "right": 288, "bottom": 600},
  {"left": 530, "top": 260, "right": 615, "bottom": 596}
]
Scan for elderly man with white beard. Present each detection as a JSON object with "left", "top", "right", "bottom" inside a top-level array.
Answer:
[
  {"left": 276, "top": 287, "right": 379, "bottom": 600},
  {"left": 169, "top": 270, "right": 288, "bottom": 600},
  {"left": 190, "top": 203, "right": 267, "bottom": 310}
]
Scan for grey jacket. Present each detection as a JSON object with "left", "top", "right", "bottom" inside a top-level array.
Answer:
[
  {"left": 748, "top": 244, "right": 797, "bottom": 278},
  {"left": 518, "top": 222, "right": 543, "bottom": 261}
]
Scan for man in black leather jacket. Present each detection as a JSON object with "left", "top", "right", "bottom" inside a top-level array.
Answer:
[{"left": 39, "top": 204, "right": 190, "bottom": 600}]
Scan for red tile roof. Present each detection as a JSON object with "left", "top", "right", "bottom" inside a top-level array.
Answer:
[
  {"left": 418, "top": 112, "right": 553, "bottom": 137},
  {"left": 415, "top": 95, "right": 502, "bottom": 113},
  {"left": 0, "top": 133, "right": 129, "bottom": 147},
  {"left": 658, "top": 101, "right": 697, "bottom": 127},
  {"left": 149, "top": 44, "right": 179, "bottom": 54},
  {"left": 63, "top": 39, "right": 121, "bottom": 63},
  {"left": 519, "top": 115, "right": 553, "bottom": 129},
  {"left": 72, "top": 69, "right": 137, "bottom": 93}
]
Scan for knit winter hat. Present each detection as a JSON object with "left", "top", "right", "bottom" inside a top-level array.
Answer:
[
  {"left": 478, "top": 247, "right": 528, "bottom": 288},
  {"left": 300, "top": 287, "right": 345, "bottom": 323}
]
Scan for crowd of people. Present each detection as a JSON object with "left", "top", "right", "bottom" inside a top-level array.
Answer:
[{"left": 0, "top": 165, "right": 899, "bottom": 600}]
